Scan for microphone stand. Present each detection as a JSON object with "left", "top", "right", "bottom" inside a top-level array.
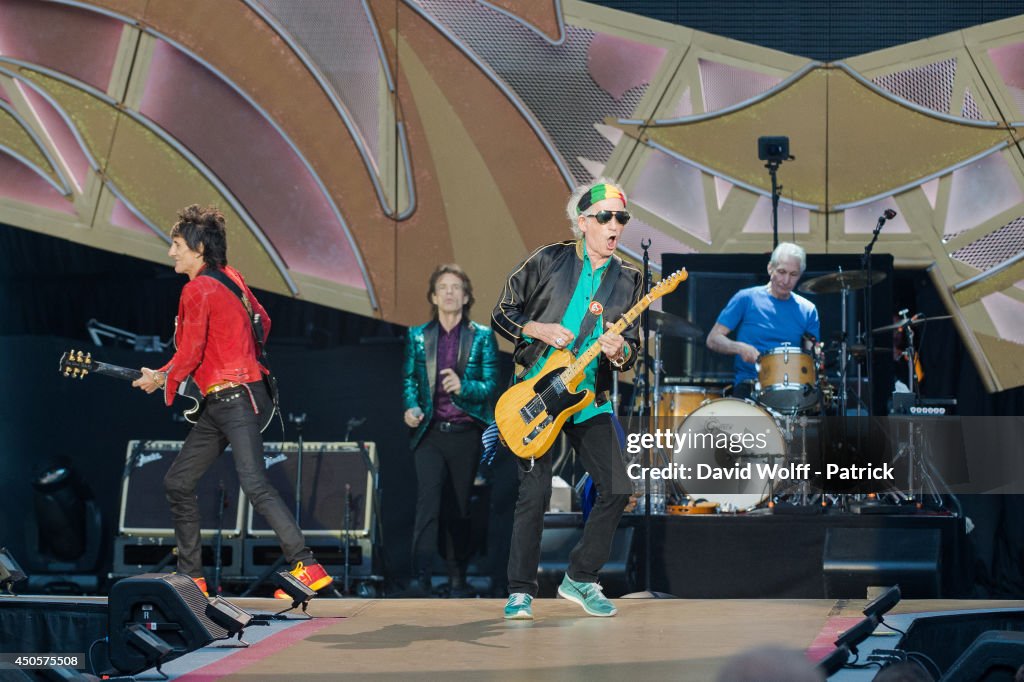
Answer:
[
  {"left": 860, "top": 213, "right": 889, "bottom": 418},
  {"left": 623, "top": 238, "right": 675, "bottom": 599}
]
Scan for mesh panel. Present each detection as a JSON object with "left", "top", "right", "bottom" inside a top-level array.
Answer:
[
  {"left": 253, "top": 0, "right": 383, "bottom": 164},
  {"left": 962, "top": 86, "right": 982, "bottom": 120},
  {"left": 698, "top": 59, "right": 781, "bottom": 113},
  {"left": 416, "top": 0, "right": 652, "bottom": 183},
  {"left": 951, "top": 216, "right": 1024, "bottom": 271},
  {"left": 871, "top": 58, "right": 956, "bottom": 114}
]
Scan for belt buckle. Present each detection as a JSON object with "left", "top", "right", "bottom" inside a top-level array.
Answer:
[{"left": 439, "top": 421, "right": 452, "bottom": 433}]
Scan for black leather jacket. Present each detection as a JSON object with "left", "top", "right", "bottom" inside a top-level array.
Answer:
[{"left": 491, "top": 240, "right": 643, "bottom": 397}]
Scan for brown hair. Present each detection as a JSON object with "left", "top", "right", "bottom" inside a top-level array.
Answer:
[{"left": 427, "top": 264, "right": 474, "bottom": 320}]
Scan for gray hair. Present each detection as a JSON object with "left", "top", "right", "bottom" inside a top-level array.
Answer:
[
  {"left": 566, "top": 178, "right": 627, "bottom": 238},
  {"left": 769, "top": 242, "right": 807, "bottom": 273}
]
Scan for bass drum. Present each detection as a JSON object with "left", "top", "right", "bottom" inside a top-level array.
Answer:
[{"left": 673, "top": 398, "right": 788, "bottom": 511}]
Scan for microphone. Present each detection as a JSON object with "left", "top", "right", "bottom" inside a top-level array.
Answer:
[{"left": 882, "top": 209, "right": 897, "bottom": 220}]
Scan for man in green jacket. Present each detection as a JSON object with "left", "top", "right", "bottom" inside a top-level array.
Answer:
[{"left": 403, "top": 264, "right": 499, "bottom": 596}]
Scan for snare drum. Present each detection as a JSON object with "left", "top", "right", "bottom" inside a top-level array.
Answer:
[
  {"left": 755, "top": 345, "right": 819, "bottom": 414},
  {"left": 656, "top": 386, "right": 722, "bottom": 419},
  {"left": 673, "top": 398, "right": 787, "bottom": 511}
]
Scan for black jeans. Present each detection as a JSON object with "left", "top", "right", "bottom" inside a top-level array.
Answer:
[
  {"left": 164, "top": 381, "right": 310, "bottom": 577},
  {"left": 507, "top": 413, "right": 631, "bottom": 596},
  {"left": 411, "top": 423, "right": 481, "bottom": 579}
]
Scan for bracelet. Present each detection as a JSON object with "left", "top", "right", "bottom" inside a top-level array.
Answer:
[{"left": 157, "top": 372, "right": 167, "bottom": 388}]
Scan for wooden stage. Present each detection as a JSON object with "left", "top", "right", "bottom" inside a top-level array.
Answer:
[{"left": 75, "top": 597, "right": 1023, "bottom": 680}]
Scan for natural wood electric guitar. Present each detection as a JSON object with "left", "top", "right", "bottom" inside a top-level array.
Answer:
[{"left": 495, "top": 269, "right": 687, "bottom": 459}]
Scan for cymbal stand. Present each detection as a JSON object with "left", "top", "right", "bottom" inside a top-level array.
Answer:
[
  {"left": 651, "top": 331, "right": 663, "bottom": 427},
  {"left": 837, "top": 276, "right": 850, "bottom": 418}
]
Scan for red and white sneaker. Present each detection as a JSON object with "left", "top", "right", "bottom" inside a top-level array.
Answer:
[{"left": 273, "top": 561, "right": 333, "bottom": 599}]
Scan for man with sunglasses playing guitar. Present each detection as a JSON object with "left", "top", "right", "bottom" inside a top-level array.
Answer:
[
  {"left": 132, "top": 205, "right": 331, "bottom": 599},
  {"left": 491, "top": 180, "right": 641, "bottom": 620}
]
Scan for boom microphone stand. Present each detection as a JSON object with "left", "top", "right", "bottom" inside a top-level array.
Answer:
[{"left": 861, "top": 209, "right": 894, "bottom": 417}]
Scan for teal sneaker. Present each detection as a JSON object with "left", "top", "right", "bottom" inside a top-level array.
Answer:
[
  {"left": 557, "top": 575, "right": 617, "bottom": 617},
  {"left": 503, "top": 593, "right": 534, "bottom": 620}
]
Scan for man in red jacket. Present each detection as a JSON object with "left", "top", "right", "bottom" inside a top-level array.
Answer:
[{"left": 133, "top": 204, "right": 331, "bottom": 599}]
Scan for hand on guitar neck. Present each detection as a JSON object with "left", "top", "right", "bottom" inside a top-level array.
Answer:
[{"left": 132, "top": 367, "right": 166, "bottom": 394}]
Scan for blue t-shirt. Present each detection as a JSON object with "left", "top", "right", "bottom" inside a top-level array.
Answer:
[{"left": 716, "top": 285, "right": 820, "bottom": 383}]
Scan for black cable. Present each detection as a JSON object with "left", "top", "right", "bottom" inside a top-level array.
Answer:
[
  {"left": 906, "top": 651, "right": 943, "bottom": 679},
  {"left": 87, "top": 636, "right": 107, "bottom": 677}
]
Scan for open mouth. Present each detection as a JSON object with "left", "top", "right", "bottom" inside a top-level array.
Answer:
[{"left": 606, "top": 235, "right": 618, "bottom": 249}]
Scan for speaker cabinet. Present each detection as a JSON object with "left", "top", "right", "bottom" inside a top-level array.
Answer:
[
  {"left": 823, "top": 527, "right": 941, "bottom": 598},
  {"left": 247, "top": 442, "right": 376, "bottom": 537},
  {"left": 119, "top": 441, "right": 246, "bottom": 537},
  {"left": 940, "top": 630, "right": 1024, "bottom": 681},
  {"left": 107, "top": 573, "right": 226, "bottom": 674},
  {"left": 536, "top": 524, "right": 634, "bottom": 597},
  {"left": 111, "top": 536, "right": 243, "bottom": 578}
]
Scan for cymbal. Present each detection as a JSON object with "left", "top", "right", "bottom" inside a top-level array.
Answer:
[
  {"left": 648, "top": 309, "right": 703, "bottom": 338},
  {"left": 872, "top": 314, "right": 952, "bottom": 334},
  {"left": 798, "top": 270, "right": 887, "bottom": 294}
]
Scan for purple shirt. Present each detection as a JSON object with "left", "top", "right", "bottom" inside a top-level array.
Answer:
[{"left": 433, "top": 323, "right": 472, "bottom": 424}]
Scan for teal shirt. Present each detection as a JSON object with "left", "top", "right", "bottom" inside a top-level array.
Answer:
[{"left": 524, "top": 253, "right": 614, "bottom": 423}]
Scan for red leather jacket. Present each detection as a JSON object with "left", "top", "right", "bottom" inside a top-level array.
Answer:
[{"left": 158, "top": 265, "right": 270, "bottom": 405}]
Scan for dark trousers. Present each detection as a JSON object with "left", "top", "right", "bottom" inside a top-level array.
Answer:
[
  {"left": 164, "top": 381, "right": 310, "bottom": 577},
  {"left": 507, "top": 413, "right": 631, "bottom": 596},
  {"left": 411, "top": 424, "right": 482, "bottom": 578}
]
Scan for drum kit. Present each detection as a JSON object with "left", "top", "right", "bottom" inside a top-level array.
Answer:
[{"left": 627, "top": 267, "right": 918, "bottom": 514}]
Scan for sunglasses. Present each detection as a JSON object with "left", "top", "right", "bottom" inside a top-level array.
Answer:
[{"left": 583, "top": 210, "right": 631, "bottom": 225}]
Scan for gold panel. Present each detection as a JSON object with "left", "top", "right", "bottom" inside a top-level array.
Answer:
[
  {"left": 20, "top": 68, "right": 290, "bottom": 297},
  {"left": 620, "top": 66, "right": 1010, "bottom": 209},
  {"left": 975, "top": 332, "right": 1024, "bottom": 392},
  {"left": 0, "top": 108, "right": 60, "bottom": 185}
]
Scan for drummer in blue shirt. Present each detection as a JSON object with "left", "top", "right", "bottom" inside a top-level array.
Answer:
[{"left": 705, "top": 242, "right": 820, "bottom": 400}]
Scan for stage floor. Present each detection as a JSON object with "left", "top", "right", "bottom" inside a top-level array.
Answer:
[{"left": 79, "top": 596, "right": 1023, "bottom": 681}]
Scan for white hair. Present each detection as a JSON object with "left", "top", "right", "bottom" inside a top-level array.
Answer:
[
  {"left": 769, "top": 242, "right": 807, "bottom": 273},
  {"left": 565, "top": 178, "right": 627, "bottom": 238}
]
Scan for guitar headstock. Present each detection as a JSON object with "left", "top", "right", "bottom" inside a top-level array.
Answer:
[
  {"left": 647, "top": 268, "right": 688, "bottom": 301},
  {"left": 59, "top": 349, "right": 93, "bottom": 379}
]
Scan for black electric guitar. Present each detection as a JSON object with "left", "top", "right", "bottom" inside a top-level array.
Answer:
[
  {"left": 494, "top": 268, "right": 688, "bottom": 459},
  {"left": 59, "top": 349, "right": 276, "bottom": 432}
]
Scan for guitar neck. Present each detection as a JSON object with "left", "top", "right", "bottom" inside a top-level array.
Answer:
[
  {"left": 90, "top": 361, "right": 143, "bottom": 383},
  {"left": 562, "top": 294, "right": 652, "bottom": 381}
]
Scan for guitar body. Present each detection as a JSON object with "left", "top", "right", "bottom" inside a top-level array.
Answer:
[{"left": 494, "top": 349, "right": 594, "bottom": 459}]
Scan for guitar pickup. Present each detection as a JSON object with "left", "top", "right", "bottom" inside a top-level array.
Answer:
[
  {"left": 520, "top": 395, "right": 546, "bottom": 423},
  {"left": 523, "top": 416, "right": 553, "bottom": 446}
]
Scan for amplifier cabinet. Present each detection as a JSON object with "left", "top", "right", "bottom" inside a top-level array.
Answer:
[
  {"left": 118, "top": 440, "right": 246, "bottom": 537},
  {"left": 248, "top": 442, "right": 377, "bottom": 538}
]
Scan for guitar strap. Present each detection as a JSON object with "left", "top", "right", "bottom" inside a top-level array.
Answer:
[
  {"left": 200, "top": 269, "right": 280, "bottom": 415},
  {"left": 569, "top": 257, "right": 621, "bottom": 355}
]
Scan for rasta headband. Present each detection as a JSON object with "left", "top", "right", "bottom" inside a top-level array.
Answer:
[{"left": 575, "top": 184, "right": 626, "bottom": 215}]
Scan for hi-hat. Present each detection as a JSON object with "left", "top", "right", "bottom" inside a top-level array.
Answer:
[
  {"left": 648, "top": 309, "right": 703, "bottom": 338},
  {"left": 872, "top": 314, "right": 952, "bottom": 334},
  {"left": 798, "top": 270, "right": 886, "bottom": 294}
]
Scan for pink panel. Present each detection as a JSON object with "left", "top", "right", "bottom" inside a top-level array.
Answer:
[
  {"left": 921, "top": 178, "right": 939, "bottom": 209},
  {"left": 989, "top": 42, "right": 1024, "bottom": 88},
  {"left": 588, "top": 34, "right": 666, "bottom": 101},
  {"left": 0, "top": 86, "right": 10, "bottom": 104},
  {"left": 944, "top": 152, "right": 1024, "bottom": 238},
  {"left": 617, "top": 215, "right": 695, "bottom": 267},
  {"left": 980, "top": 291, "right": 1024, "bottom": 345},
  {"left": 111, "top": 198, "right": 155, "bottom": 236},
  {"left": 630, "top": 149, "right": 709, "bottom": 243},
  {"left": 989, "top": 43, "right": 1024, "bottom": 118},
  {"left": 742, "top": 196, "right": 810, "bottom": 234},
  {"left": 0, "top": 151, "right": 75, "bottom": 214},
  {"left": 138, "top": 41, "right": 365, "bottom": 289},
  {"left": 844, "top": 199, "right": 909, "bottom": 234},
  {"left": 668, "top": 86, "right": 693, "bottom": 118},
  {"left": 0, "top": 0, "right": 121, "bottom": 92},
  {"left": 714, "top": 177, "right": 732, "bottom": 210},
  {"left": 16, "top": 80, "right": 90, "bottom": 191},
  {"left": 699, "top": 59, "right": 781, "bottom": 113}
]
